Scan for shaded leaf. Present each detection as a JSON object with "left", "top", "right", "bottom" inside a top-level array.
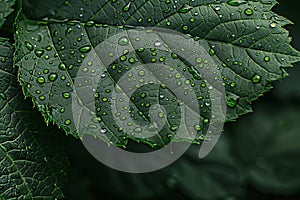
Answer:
[
  {"left": 0, "top": 0, "right": 15, "bottom": 29},
  {"left": 0, "top": 38, "right": 68, "bottom": 199}
]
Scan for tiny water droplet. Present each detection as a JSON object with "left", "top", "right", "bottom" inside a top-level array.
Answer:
[
  {"left": 270, "top": 22, "right": 277, "bottom": 28},
  {"left": 123, "top": 2, "right": 131, "bottom": 12},
  {"left": 215, "top": 6, "right": 221, "bottom": 11},
  {"left": 59, "top": 63, "right": 66, "bottom": 70},
  {"left": 79, "top": 45, "right": 91, "bottom": 53},
  {"left": 252, "top": 74, "right": 261, "bottom": 83},
  {"left": 118, "top": 36, "right": 129, "bottom": 46},
  {"left": 178, "top": 4, "right": 193, "bottom": 13},
  {"left": 264, "top": 56, "right": 270, "bottom": 62},
  {"left": 101, "top": 128, "right": 107, "bottom": 134},
  {"left": 48, "top": 73, "right": 58, "bottom": 82},
  {"left": 171, "top": 53, "right": 178, "bottom": 59},
  {"left": 194, "top": 125, "right": 202, "bottom": 131},
  {"left": 39, "top": 95, "right": 46, "bottom": 101},
  {"left": 209, "top": 49, "right": 215, "bottom": 56},
  {"left": 25, "top": 41, "right": 34, "bottom": 51},
  {"left": 203, "top": 119, "right": 209, "bottom": 124},
  {"left": 244, "top": 8, "right": 253, "bottom": 16},
  {"left": 63, "top": 92, "right": 71, "bottom": 99},
  {"left": 128, "top": 57, "right": 135, "bottom": 63},
  {"left": 37, "top": 76, "right": 45, "bottom": 84},
  {"left": 86, "top": 20, "right": 95, "bottom": 27},
  {"left": 102, "top": 97, "right": 108, "bottom": 102},
  {"left": 64, "top": 119, "right": 71, "bottom": 125},
  {"left": 34, "top": 49, "right": 44, "bottom": 57},
  {"left": 154, "top": 40, "right": 161, "bottom": 47}
]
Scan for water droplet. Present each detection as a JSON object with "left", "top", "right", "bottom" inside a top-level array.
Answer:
[
  {"left": 35, "top": 49, "right": 44, "bottom": 57},
  {"left": 227, "top": 0, "right": 247, "bottom": 6},
  {"left": 128, "top": 57, "right": 135, "bottom": 63},
  {"left": 215, "top": 6, "right": 221, "bottom": 11},
  {"left": 194, "top": 125, "right": 202, "bottom": 131},
  {"left": 244, "top": 8, "right": 253, "bottom": 16},
  {"left": 63, "top": 92, "right": 71, "bottom": 99},
  {"left": 120, "top": 55, "right": 127, "bottom": 61},
  {"left": 154, "top": 40, "right": 161, "bottom": 47},
  {"left": 37, "top": 76, "right": 45, "bottom": 84},
  {"left": 203, "top": 119, "right": 209, "bottom": 124},
  {"left": 86, "top": 20, "right": 95, "bottom": 27},
  {"left": 0, "top": 93, "right": 6, "bottom": 100},
  {"left": 270, "top": 22, "right": 277, "bottom": 28},
  {"left": 100, "top": 128, "right": 107, "bottom": 134},
  {"left": 48, "top": 73, "right": 58, "bottom": 82},
  {"left": 189, "top": 18, "right": 195, "bottom": 23},
  {"left": 118, "top": 36, "right": 129, "bottom": 46},
  {"left": 138, "top": 70, "right": 145, "bottom": 76},
  {"left": 64, "top": 119, "right": 71, "bottom": 125},
  {"left": 39, "top": 95, "right": 46, "bottom": 101},
  {"left": 171, "top": 53, "right": 178, "bottom": 59},
  {"left": 102, "top": 97, "right": 108, "bottom": 102},
  {"left": 123, "top": 2, "right": 131, "bottom": 12},
  {"left": 134, "top": 127, "right": 142, "bottom": 133},
  {"left": 178, "top": 4, "right": 193, "bottom": 13},
  {"left": 209, "top": 49, "right": 215, "bottom": 56},
  {"left": 25, "top": 41, "right": 33, "bottom": 51},
  {"left": 264, "top": 56, "right": 270, "bottom": 62},
  {"left": 252, "top": 74, "right": 261, "bottom": 83},
  {"left": 79, "top": 45, "right": 91, "bottom": 53},
  {"left": 182, "top": 25, "right": 188, "bottom": 31},
  {"left": 59, "top": 63, "right": 66, "bottom": 70}
]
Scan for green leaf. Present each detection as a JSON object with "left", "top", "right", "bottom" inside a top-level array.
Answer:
[
  {"left": 0, "top": 0, "right": 15, "bottom": 29},
  {"left": 0, "top": 38, "right": 68, "bottom": 199},
  {"left": 15, "top": 0, "right": 300, "bottom": 147}
]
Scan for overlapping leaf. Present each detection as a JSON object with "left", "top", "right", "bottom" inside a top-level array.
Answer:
[
  {"left": 0, "top": 0, "right": 15, "bottom": 29},
  {"left": 0, "top": 38, "right": 67, "bottom": 199}
]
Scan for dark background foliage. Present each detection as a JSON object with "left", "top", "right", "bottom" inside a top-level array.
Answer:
[{"left": 65, "top": 0, "right": 300, "bottom": 199}]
